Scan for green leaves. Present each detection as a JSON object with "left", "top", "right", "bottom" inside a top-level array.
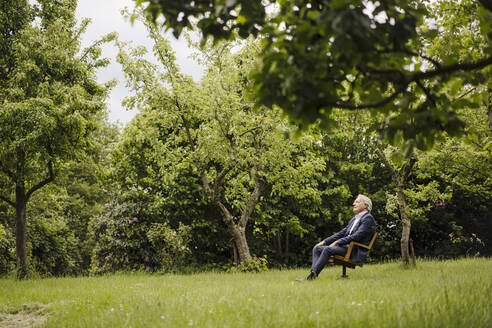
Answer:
[{"left": 134, "top": 0, "right": 492, "bottom": 151}]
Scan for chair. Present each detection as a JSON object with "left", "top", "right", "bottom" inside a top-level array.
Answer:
[{"left": 332, "top": 232, "right": 378, "bottom": 278}]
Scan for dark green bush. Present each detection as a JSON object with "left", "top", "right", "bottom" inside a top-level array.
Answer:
[{"left": 90, "top": 197, "right": 191, "bottom": 274}]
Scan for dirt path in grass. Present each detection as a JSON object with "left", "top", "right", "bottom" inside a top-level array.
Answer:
[{"left": 0, "top": 303, "right": 49, "bottom": 328}]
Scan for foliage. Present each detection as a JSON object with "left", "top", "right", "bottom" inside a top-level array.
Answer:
[
  {"left": 90, "top": 195, "right": 191, "bottom": 274},
  {"left": 136, "top": 0, "right": 492, "bottom": 148},
  {"left": 116, "top": 14, "right": 326, "bottom": 265},
  {"left": 110, "top": 108, "right": 232, "bottom": 267},
  {"left": 0, "top": 0, "right": 116, "bottom": 277},
  {"left": 1, "top": 259, "right": 491, "bottom": 327},
  {"left": 146, "top": 222, "right": 192, "bottom": 271},
  {"left": 0, "top": 224, "right": 5, "bottom": 244},
  {"left": 229, "top": 256, "right": 268, "bottom": 273},
  {"left": 0, "top": 223, "right": 14, "bottom": 276},
  {"left": 0, "top": 1, "right": 114, "bottom": 189},
  {"left": 27, "top": 202, "right": 80, "bottom": 277}
]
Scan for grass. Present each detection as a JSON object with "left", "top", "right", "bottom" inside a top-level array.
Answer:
[{"left": 0, "top": 258, "right": 491, "bottom": 327}]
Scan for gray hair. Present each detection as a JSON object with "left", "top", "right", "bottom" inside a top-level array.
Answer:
[{"left": 357, "top": 194, "right": 372, "bottom": 212}]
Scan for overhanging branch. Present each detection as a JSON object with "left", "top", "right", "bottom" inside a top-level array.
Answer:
[
  {"left": 332, "top": 55, "right": 492, "bottom": 111},
  {"left": 411, "top": 55, "right": 492, "bottom": 81}
]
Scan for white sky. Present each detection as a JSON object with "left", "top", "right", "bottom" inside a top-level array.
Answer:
[{"left": 75, "top": 0, "right": 203, "bottom": 126}]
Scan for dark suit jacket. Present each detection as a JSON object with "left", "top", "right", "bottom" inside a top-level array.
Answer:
[{"left": 323, "top": 212, "right": 376, "bottom": 262}]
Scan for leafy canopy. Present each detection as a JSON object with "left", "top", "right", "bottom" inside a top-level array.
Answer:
[{"left": 134, "top": 0, "right": 492, "bottom": 149}]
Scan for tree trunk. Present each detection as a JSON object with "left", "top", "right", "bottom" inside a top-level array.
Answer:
[
  {"left": 285, "top": 231, "right": 289, "bottom": 259},
  {"left": 199, "top": 166, "right": 262, "bottom": 265},
  {"left": 276, "top": 232, "right": 282, "bottom": 257},
  {"left": 15, "top": 184, "right": 28, "bottom": 279},
  {"left": 375, "top": 147, "right": 417, "bottom": 266},
  {"left": 232, "top": 240, "right": 238, "bottom": 266},
  {"left": 397, "top": 186, "right": 411, "bottom": 265},
  {"left": 226, "top": 223, "right": 251, "bottom": 262}
]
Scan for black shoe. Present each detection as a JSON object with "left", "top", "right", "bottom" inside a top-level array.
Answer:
[
  {"left": 295, "top": 271, "right": 317, "bottom": 282},
  {"left": 306, "top": 271, "right": 317, "bottom": 280}
]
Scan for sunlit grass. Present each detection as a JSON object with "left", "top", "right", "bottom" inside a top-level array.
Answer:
[{"left": 0, "top": 258, "right": 491, "bottom": 327}]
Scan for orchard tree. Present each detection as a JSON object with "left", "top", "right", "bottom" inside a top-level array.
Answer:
[
  {"left": 0, "top": 0, "right": 115, "bottom": 278},
  {"left": 375, "top": 145, "right": 418, "bottom": 265},
  {"left": 134, "top": 0, "right": 492, "bottom": 147},
  {"left": 117, "top": 18, "right": 324, "bottom": 265}
]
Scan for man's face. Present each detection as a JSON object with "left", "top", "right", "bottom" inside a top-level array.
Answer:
[{"left": 353, "top": 197, "right": 367, "bottom": 214}]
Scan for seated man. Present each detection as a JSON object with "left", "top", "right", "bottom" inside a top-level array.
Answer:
[{"left": 298, "top": 194, "right": 376, "bottom": 281}]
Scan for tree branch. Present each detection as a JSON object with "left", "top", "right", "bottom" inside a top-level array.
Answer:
[
  {"left": 332, "top": 55, "right": 492, "bottom": 111},
  {"left": 400, "top": 152, "right": 418, "bottom": 182},
  {"left": 25, "top": 161, "right": 54, "bottom": 202},
  {"left": 199, "top": 171, "right": 235, "bottom": 224},
  {"left": 415, "top": 80, "right": 436, "bottom": 107},
  {"left": 376, "top": 49, "right": 442, "bottom": 69},
  {"left": 239, "top": 167, "right": 264, "bottom": 228},
  {"left": 238, "top": 126, "right": 261, "bottom": 138},
  {"left": 375, "top": 147, "right": 398, "bottom": 184},
  {"left": 402, "top": 49, "right": 441, "bottom": 69},
  {"left": 411, "top": 55, "right": 492, "bottom": 81},
  {"left": 330, "top": 87, "right": 404, "bottom": 110},
  {"left": 0, "top": 194, "right": 15, "bottom": 208},
  {"left": 212, "top": 162, "right": 237, "bottom": 203},
  {"left": 453, "top": 87, "right": 476, "bottom": 101}
]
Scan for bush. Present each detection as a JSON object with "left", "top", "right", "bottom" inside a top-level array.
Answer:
[
  {"left": 229, "top": 256, "right": 268, "bottom": 273},
  {"left": 90, "top": 197, "right": 191, "bottom": 274},
  {"left": 147, "top": 222, "right": 191, "bottom": 271},
  {"left": 0, "top": 223, "right": 15, "bottom": 275},
  {"left": 28, "top": 216, "right": 80, "bottom": 276}
]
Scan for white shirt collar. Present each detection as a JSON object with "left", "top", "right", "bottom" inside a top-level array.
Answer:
[{"left": 349, "top": 210, "right": 368, "bottom": 234}]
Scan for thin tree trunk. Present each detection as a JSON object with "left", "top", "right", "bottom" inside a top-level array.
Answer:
[
  {"left": 232, "top": 240, "right": 238, "bottom": 266},
  {"left": 375, "top": 147, "right": 417, "bottom": 266},
  {"left": 409, "top": 238, "right": 417, "bottom": 266},
  {"left": 285, "top": 231, "right": 289, "bottom": 259},
  {"left": 276, "top": 232, "right": 282, "bottom": 257},
  {"left": 15, "top": 184, "right": 28, "bottom": 279},
  {"left": 397, "top": 186, "right": 411, "bottom": 265}
]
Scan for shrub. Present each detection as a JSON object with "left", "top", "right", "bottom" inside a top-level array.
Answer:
[
  {"left": 28, "top": 216, "right": 80, "bottom": 276},
  {"left": 229, "top": 256, "right": 268, "bottom": 273},
  {"left": 90, "top": 198, "right": 191, "bottom": 274},
  {"left": 147, "top": 222, "right": 191, "bottom": 271},
  {"left": 0, "top": 223, "right": 15, "bottom": 275}
]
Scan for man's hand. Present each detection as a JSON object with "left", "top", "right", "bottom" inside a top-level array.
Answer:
[
  {"left": 315, "top": 241, "right": 325, "bottom": 247},
  {"left": 328, "top": 241, "right": 339, "bottom": 247}
]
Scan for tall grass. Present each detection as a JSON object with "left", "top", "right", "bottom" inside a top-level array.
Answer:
[{"left": 0, "top": 258, "right": 491, "bottom": 327}]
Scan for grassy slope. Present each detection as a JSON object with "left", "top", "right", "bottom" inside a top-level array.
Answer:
[{"left": 0, "top": 258, "right": 491, "bottom": 327}]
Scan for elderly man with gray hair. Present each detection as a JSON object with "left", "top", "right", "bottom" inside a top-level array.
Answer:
[{"left": 297, "top": 194, "right": 376, "bottom": 281}]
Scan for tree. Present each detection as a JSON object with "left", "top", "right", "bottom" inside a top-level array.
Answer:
[
  {"left": 134, "top": 0, "right": 492, "bottom": 147},
  {"left": 116, "top": 17, "right": 324, "bottom": 265},
  {"left": 0, "top": 0, "right": 115, "bottom": 278},
  {"left": 375, "top": 146, "right": 418, "bottom": 265}
]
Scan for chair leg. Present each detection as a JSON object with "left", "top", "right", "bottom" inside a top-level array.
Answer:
[{"left": 341, "top": 265, "right": 348, "bottom": 278}]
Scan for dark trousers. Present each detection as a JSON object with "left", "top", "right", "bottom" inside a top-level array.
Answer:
[{"left": 311, "top": 245, "right": 348, "bottom": 275}]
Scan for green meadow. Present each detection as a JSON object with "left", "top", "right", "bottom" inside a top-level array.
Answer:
[{"left": 1, "top": 258, "right": 491, "bottom": 328}]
